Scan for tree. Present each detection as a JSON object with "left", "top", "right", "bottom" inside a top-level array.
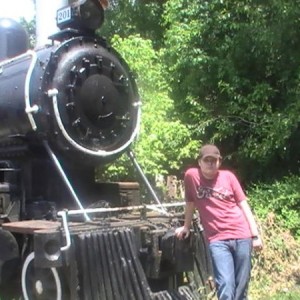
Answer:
[
  {"left": 163, "top": 0, "right": 300, "bottom": 182},
  {"left": 97, "top": 35, "right": 198, "bottom": 182},
  {"left": 100, "top": 0, "right": 166, "bottom": 48},
  {"left": 19, "top": 17, "right": 36, "bottom": 48}
]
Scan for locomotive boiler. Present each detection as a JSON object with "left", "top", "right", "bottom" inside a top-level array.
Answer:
[{"left": 0, "top": 1, "right": 213, "bottom": 299}]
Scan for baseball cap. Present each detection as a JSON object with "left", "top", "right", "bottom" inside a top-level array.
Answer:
[{"left": 199, "top": 144, "right": 222, "bottom": 159}]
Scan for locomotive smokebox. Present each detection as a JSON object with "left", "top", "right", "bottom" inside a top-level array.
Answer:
[{"left": 0, "top": 1, "right": 141, "bottom": 165}]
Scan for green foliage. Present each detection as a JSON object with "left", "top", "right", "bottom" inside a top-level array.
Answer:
[
  {"left": 19, "top": 17, "right": 36, "bottom": 48},
  {"left": 100, "top": 0, "right": 166, "bottom": 48},
  {"left": 247, "top": 175, "right": 300, "bottom": 238},
  {"left": 98, "top": 35, "right": 198, "bottom": 181},
  {"left": 268, "top": 289, "right": 300, "bottom": 300},
  {"left": 163, "top": 0, "right": 300, "bottom": 182},
  {"left": 249, "top": 213, "right": 300, "bottom": 299}
]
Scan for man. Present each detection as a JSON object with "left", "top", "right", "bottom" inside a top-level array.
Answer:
[{"left": 175, "top": 144, "right": 263, "bottom": 300}]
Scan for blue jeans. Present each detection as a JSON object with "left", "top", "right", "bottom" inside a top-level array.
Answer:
[{"left": 209, "top": 239, "right": 252, "bottom": 300}]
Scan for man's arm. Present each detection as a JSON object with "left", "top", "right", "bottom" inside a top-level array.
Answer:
[
  {"left": 239, "top": 200, "right": 263, "bottom": 250},
  {"left": 175, "top": 201, "right": 195, "bottom": 239}
]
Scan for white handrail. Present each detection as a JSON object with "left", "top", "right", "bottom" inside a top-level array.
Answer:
[
  {"left": 48, "top": 88, "right": 141, "bottom": 157},
  {"left": 24, "top": 50, "right": 39, "bottom": 130}
]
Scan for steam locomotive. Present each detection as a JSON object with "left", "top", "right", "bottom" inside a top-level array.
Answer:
[{"left": 0, "top": 1, "right": 213, "bottom": 299}]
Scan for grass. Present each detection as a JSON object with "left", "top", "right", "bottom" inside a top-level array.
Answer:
[{"left": 264, "top": 287, "right": 300, "bottom": 300}]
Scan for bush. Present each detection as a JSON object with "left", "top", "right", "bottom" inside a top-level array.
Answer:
[
  {"left": 247, "top": 175, "right": 300, "bottom": 239},
  {"left": 249, "top": 213, "right": 300, "bottom": 299},
  {"left": 247, "top": 175, "right": 300, "bottom": 299}
]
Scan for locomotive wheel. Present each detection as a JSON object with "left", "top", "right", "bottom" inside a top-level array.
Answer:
[{"left": 21, "top": 252, "right": 62, "bottom": 300}]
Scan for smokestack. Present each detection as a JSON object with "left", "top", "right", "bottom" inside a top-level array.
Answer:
[{"left": 35, "top": 0, "right": 68, "bottom": 48}]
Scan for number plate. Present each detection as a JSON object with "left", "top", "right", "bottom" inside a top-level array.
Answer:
[{"left": 57, "top": 6, "right": 71, "bottom": 24}]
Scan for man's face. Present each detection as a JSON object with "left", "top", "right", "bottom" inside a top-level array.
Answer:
[{"left": 198, "top": 156, "right": 221, "bottom": 179}]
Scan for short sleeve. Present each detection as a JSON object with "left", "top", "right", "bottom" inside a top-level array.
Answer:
[
  {"left": 229, "top": 171, "right": 247, "bottom": 203},
  {"left": 184, "top": 168, "right": 198, "bottom": 203}
]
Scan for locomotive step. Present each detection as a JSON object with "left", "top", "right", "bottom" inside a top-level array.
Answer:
[{"left": 2, "top": 220, "right": 61, "bottom": 234}]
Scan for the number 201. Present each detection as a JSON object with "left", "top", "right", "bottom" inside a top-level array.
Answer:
[{"left": 57, "top": 7, "right": 71, "bottom": 24}]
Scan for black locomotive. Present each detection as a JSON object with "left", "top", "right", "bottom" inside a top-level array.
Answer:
[{"left": 0, "top": 1, "right": 213, "bottom": 299}]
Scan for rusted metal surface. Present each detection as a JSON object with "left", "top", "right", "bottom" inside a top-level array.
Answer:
[{"left": 2, "top": 220, "right": 61, "bottom": 234}]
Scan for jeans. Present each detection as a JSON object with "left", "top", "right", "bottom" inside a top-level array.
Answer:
[{"left": 209, "top": 239, "right": 252, "bottom": 300}]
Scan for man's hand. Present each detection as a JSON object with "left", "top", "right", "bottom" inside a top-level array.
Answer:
[
  {"left": 252, "top": 236, "right": 263, "bottom": 251},
  {"left": 175, "top": 226, "right": 190, "bottom": 240}
]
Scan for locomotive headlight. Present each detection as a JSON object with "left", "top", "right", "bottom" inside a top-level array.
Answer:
[{"left": 57, "top": 0, "right": 107, "bottom": 32}]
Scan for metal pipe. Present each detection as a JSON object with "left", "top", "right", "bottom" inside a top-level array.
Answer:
[
  {"left": 24, "top": 50, "right": 39, "bottom": 130},
  {"left": 127, "top": 149, "right": 170, "bottom": 216},
  {"left": 58, "top": 202, "right": 185, "bottom": 216},
  {"left": 43, "top": 140, "right": 90, "bottom": 221},
  {"left": 57, "top": 210, "right": 71, "bottom": 251}
]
